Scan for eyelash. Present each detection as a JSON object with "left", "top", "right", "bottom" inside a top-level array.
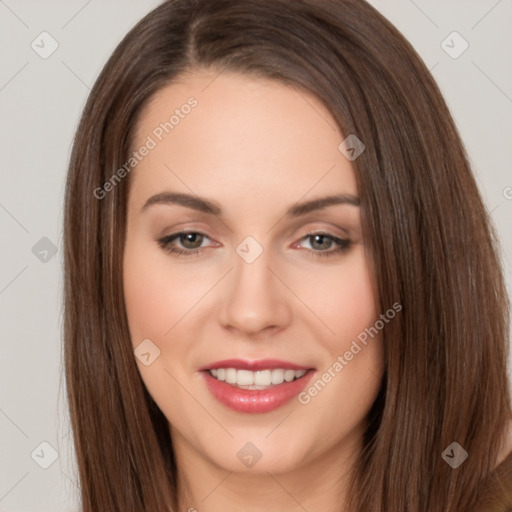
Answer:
[{"left": 157, "top": 231, "right": 351, "bottom": 259}]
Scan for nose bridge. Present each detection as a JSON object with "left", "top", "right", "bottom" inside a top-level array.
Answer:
[{"left": 219, "top": 237, "right": 291, "bottom": 334}]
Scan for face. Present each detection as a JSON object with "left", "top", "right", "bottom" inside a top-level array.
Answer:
[{"left": 123, "top": 69, "right": 384, "bottom": 476}]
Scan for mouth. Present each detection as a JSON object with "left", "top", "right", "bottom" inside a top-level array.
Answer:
[
  {"left": 207, "top": 367, "right": 309, "bottom": 390},
  {"left": 199, "top": 359, "right": 315, "bottom": 413}
]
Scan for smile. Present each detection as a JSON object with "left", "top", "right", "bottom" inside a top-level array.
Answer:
[
  {"left": 200, "top": 359, "right": 315, "bottom": 413},
  {"left": 209, "top": 368, "right": 308, "bottom": 389}
]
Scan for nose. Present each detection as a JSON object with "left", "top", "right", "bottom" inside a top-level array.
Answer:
[{"left": 218, "top": 245, "right": 292, "bottom": 336}]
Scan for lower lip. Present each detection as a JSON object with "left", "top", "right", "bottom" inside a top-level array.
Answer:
[{"left": 202, "top": 370, "right": 315, "bottom": 413}]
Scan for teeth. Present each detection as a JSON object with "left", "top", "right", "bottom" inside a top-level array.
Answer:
[
  {"left": 254, "top": 370, "right": 271, "bottom": 386},
  {"left": 225, "top": 368, "right": 237, "bottom": 384},
  {"left": 271, "top": 369, "right": 284, "bottom": 384},
  {"left": 284, "top": 369, "right": 296, "bottom": 382},
  {"left": 237, "top": 369, "right": 254, "bottom": 386},
  {"left": 209, "top": 368, "right": 308, "bottom": 388}
]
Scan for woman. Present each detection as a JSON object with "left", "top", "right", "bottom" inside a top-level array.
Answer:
[{"left": 63, "top": 0, "right": 512, "bottom": 510}]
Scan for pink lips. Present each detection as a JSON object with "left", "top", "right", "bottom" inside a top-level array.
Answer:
[
  {"left": 199, "top": 358, "right": 315, "bottom": 414},
  {"left": 199, "top": 358, "right": 311, "bottom": 371}
]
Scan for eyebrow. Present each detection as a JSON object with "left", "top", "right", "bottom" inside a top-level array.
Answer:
[{"left": 141, "top": 191, "right": 360, "bottom": 217}]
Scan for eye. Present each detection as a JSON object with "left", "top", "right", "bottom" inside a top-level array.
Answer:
[
  {"left": 157, "top": 230, "right": 351, "bottom": 259},
  {"left": 294, "top": 232, "right": 351, "bottom": 258},
  {"left": 157, "top": 231, "right": 213, "bottom": 257}
]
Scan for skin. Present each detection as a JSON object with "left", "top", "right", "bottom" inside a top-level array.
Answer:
[{"left": 123, "top": 69, "right": 386, "bottom": 512}]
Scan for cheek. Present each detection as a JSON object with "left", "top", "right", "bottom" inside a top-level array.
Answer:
[
  {"left": 123, "top": 240, "right": 202, "bottom": 343},
  {"left": 291, "top": 248, "right": 383, "bottom": 414},
  {"left": 123, "top": 260, "right": 169, "bottom": 344},
  {"left": 291, "top": 247, "right": 378, "bottom": 345},
  {"left": 123, "top": 241, "right": 198, "bottom": 419}
]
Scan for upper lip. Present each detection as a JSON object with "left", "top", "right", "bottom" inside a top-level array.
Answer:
[{"left": 199, "top": 358, "right": 314, "bottom": 371}]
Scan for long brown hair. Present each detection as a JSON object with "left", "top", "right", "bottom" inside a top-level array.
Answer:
[{"left": 63, "top": 0, "right": 512, "bottom": 510}]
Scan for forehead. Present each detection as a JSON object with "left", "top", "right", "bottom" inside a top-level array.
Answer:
[{"left": 129, "top": 70, "right": 357, "bottom": 210}]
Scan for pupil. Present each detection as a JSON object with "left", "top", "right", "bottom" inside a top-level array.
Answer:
[
  {"left": 312, "top": 234, "right": 330, "bottom": 250},
  {"left": 182, "top": 233, "right": 201, "bottom": 248}
]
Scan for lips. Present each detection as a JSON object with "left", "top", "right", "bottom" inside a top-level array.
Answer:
[
  {"left": 198, "top": 358, "right": 311, "bottom": 371},
  {"left": 199, "top": 358, "right": 315, "bottom": 414}
]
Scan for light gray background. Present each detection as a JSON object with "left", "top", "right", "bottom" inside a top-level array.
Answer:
[{"left": 0, "top": 1, "right": 511, "bottom": 511}]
